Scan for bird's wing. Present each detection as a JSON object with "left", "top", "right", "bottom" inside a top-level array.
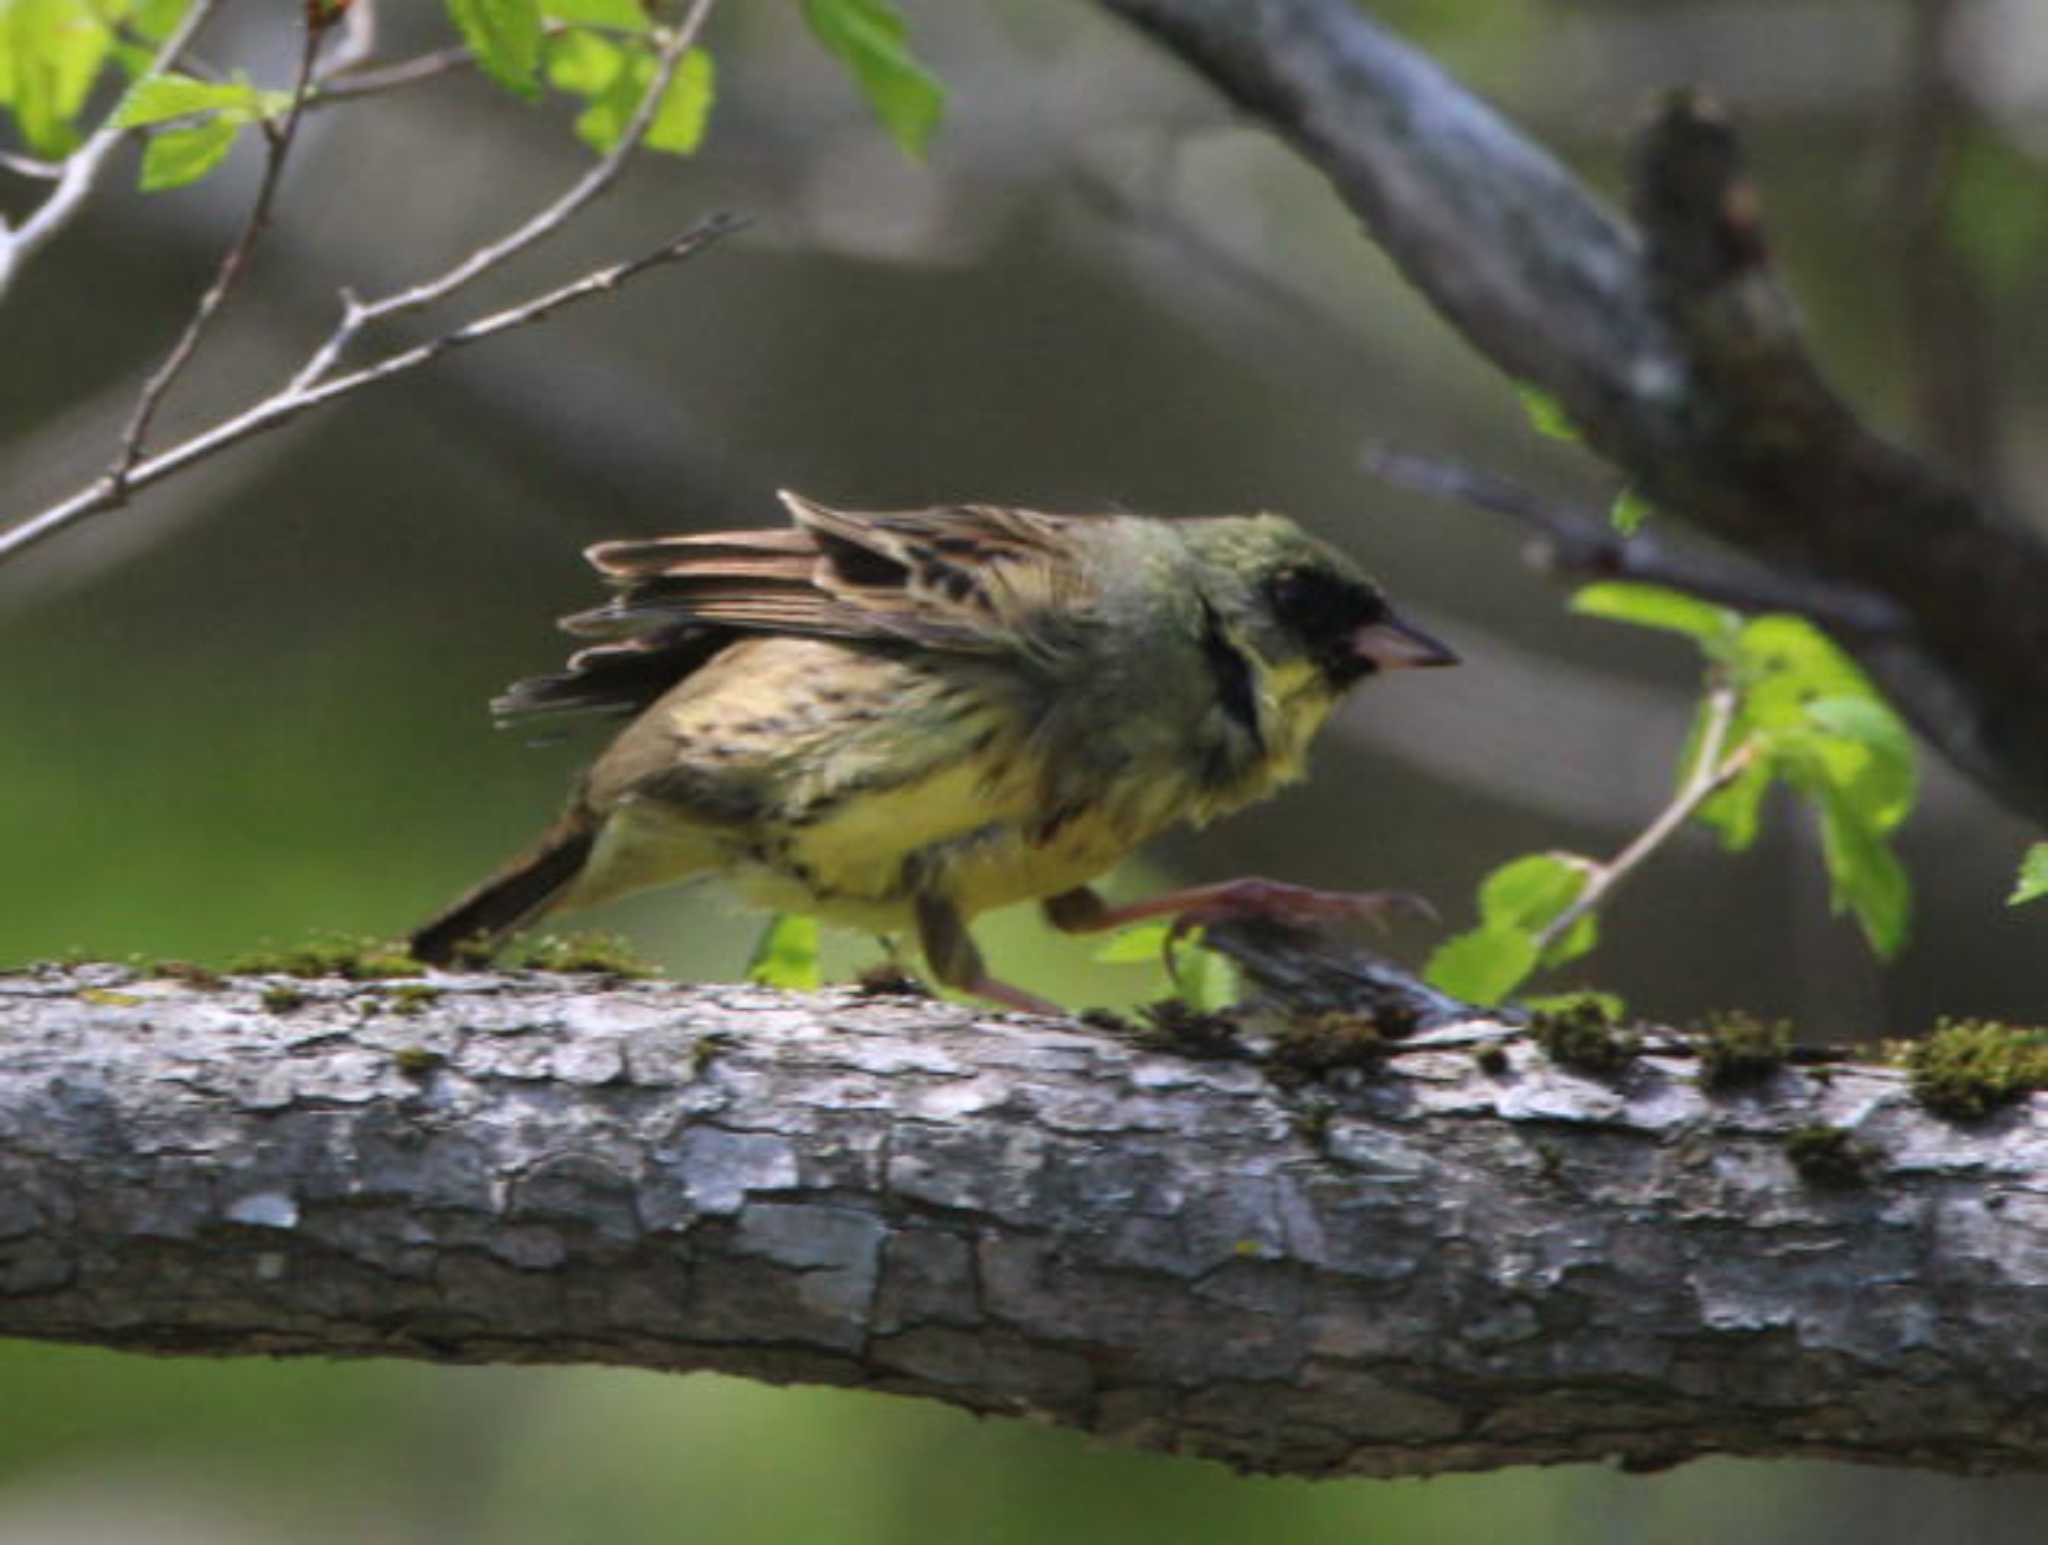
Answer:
[{"left": 492, "top": 493, "right": 1108, "bottom": 723}]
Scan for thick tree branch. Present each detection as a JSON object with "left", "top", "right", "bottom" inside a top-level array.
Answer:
[
  {"left": 1095, "top": 0, "right": 2048, "bottom": 827},
  {"left": 3, "top": 964, "right": 2046, "bottom": 1478}
]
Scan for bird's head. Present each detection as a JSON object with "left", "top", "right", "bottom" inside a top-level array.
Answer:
[{"left": 1183, "top": 514, "right": 1457, "bottom": 703}]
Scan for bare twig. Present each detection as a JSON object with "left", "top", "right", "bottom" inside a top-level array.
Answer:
[
  {"left": 319, "top": 0, "right": 379, "bottom": 81},
  {"left": 309, "top": 18, "right": 655, "bottom": 105},
  {"left": 111, "top": 11, "right": 335, "bottom": 493},
  {"left": 292, "top": 0, "right": 717, "bottom": 391},
  {"left": 1364, "top": 445, "right": 1908, "bottom": 635},
  {"left": 0, "top": 218, "right": 742, "bottom": 564},
  {"left": 0, "top": 151, "right": 62, "bottom": 181},
  {"left": 1531, "top": 684, "right": 1756, "bottom": 957},
  {"left": 308, "top": 42, "right": 477, "bottom": 102},
  {"left": 0, "top": 0, "right": 729, "bottom": 568},
  {"left": 0, "top": 0, "right": 223, "bottom": 300}
]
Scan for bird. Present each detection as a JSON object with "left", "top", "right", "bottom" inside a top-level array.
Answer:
[{"left": 409, "top": 491, "right": 1458, "bottom": 1012}]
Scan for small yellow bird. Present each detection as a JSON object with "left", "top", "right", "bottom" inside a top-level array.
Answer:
[{"left": 410, "top": 492, "right": 1456, "bottom": 1011}]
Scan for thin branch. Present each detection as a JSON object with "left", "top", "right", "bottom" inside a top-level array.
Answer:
[
  {"left": 307, "top": 42, "right": 477, "bottom": 103},
  {"left": 319, "top": 0, "right": 379, "bottom": 81},
  {"left": 111, "top": 11, "right": 335, "bottom": 492},
  {"left": 0, "top": 150, "right": 62, "bottom": 180},
  {"left": 1532, "top": 684, "right": 1754, "bottom": 956},
  {"left": 0, "top": 0, "right": 223, "bottom": 300},
  {"left": 0, "top": 217, "right": 743, "bottom": 564},
  {"left": 1364, "top": 445, "right": 1908, "bottom": 635},
  {"left": 291, "top": 0, "right": 717, "bottom": 392},
  {"left": 308, "top": 18, "right": 656, "bottom": 106},
  {"left": 0, "top": 0, "right": 729, "bottom": 568}
]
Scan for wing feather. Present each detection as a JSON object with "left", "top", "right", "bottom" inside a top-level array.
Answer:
[{"left": 493, "top": 491, "right": 1109, "bottom": 723}]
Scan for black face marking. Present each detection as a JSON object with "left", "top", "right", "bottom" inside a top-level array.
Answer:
[
  {"left": 1264, "top": 563, "right": 1387, "bottom": 688},
  {"left": 1200, "top": 600, "right": 1263, "bottom": 750}
]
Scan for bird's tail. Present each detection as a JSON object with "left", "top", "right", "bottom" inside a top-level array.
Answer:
[{"left": 410, "top": 813, "right": 598, "bottom": 966}]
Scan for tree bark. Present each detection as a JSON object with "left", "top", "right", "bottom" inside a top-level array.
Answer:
[
  {"left": 4, "top": 964, "right": 2046, "bottom": 1478},
  {"left": 1094, "top": 0, "right": 2048, "bottom": 828}
]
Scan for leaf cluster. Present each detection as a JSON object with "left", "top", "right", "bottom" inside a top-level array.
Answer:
[
  {"left": 2, "top": 0, "right": 945, "bottom": 197},
  {"left": 1427, "top": 582, "right": 1917, "bottom": 1007}
]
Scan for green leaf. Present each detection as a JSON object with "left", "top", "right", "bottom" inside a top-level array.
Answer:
[
  {"left": 645, "top": 46, "right": 713, "bottom": 153},
  {"left": 1478, "top": 852, "right": 1591, "bottom": 932},
  {"left": 1523, "top": 989, "right": 1627, "bottom": 1020},
  {"left": 1424, "top": 925, "right": 1540, "bottom": 1007},
  {"left": 1571, "top": 582, "right": 1740, "bottom": 649},
  {"left": 131, "top": 0, "right": 192, "bottom": 43},
  {"left": 0, "top": 0, "right": 113, "bottom": 155},
  {"left": 1515, "top": 383, "right": 1578, "bottom": 441},
  {"left": 1093, "top": 922, "right": 1173, "bottom": 964},
  {"left": 1539, "top": 909, "right": 1598, "bottom": 970},
  {"left": 746, "top": 913, "right": 822, "bottom": 991},
  {"left": 114, "top": 71, "right": 274, "bottom": 127},
  {"left": 1173, "top": 936, "right": 1240, "bottom": 1015},
  {"left": 2011, "top": 844, "right": 2048, "bottom": 907},
  {"left": 447, "top": 0, "right": 544, "bottom": 99},
  {"left": 544, "top": 0, "right": 650, "bottom": 26},
  {"left": 545, "top": 28, "right": 624, "bottom": 95},
  {"left": 1812, "top": 785, "right": 1910, "bottom": 958},
  {"left": 1608, "top": 487, "right": 1652, "bottom": 537},
  {"left": 1802, "top": 694, "right": 1916, "bottom": 832},
  {"left": 801, "top": 0, "right": 945, "bottom": 160},
  {"left": 136, "top": 113, "right": 238, "bottom": 190}
]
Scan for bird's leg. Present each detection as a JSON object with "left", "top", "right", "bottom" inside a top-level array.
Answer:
[
  {"left": 1043, "top": 880, "right": 1435, "bottom": 955},
  {"left": 915, "top": 893, "right": 1061, "bottom": 1016}
]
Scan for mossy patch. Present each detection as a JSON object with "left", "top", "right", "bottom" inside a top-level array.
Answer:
[
  {"left": 145, "top": 959, "right": 225, "bottom": 990},
  {"left": 1473, "top": 1041, "right": 1511, "bottom": 1075},
  {"left": 391, "top": 1045, "right": 446, "bottom": 1078},
  {"left": 259, "top": 983, "right": 309, "bottom": 1014},
  {"left": 1133, "top": 998, "right": 1244, "bottom": 1061},
  {"left": 1267, "top": 1011, "right": 1389, "bottom": 1083},
  {"left": 1694, "top": 1010, "right": 1792, "bottom": 1090},
  {"left": 380, "top": 983, "right": 444, "bottom": 1017},
  {"left": 501, "top": 932, "right": 658, "bottom": 978},
  {"left": 1783, "top": 1123, "right": 1871, "bottom": 1188},
  {"left": 229, "top": 935, "right": 425, "bottom": 981},
  {"left": 1529, "top": 992, "right": 1640, "bottom": 1075},
  {"left": 1905, "top": 1018, "right": 2048, "bottom": 1121}
]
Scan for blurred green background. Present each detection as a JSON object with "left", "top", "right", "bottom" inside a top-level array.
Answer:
[{"left": 5, "top": 0, "right": 2047, "bottom": 1538}]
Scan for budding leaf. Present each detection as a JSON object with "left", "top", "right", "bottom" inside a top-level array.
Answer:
[
  {"left": 137, "top": 113, "right": 239, "bottom": 190},
  {"left": 801, "top": 0, "right": 945, "bottom": 159},
  {"left": 2009, "top": 844, "right": 2048, "bottom": 907},
  {"left": 1424, "top": 924, "right": 1540, "bottom": 1008},
  {"left": 747, "top": 913, "right": 822, "bottom": 991},
  {"left": 447, "top": 0, "right": 544, "bottom": 99}
]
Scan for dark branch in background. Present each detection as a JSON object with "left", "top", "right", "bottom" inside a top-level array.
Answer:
[
  {"left": 1364, "top": 446, "right": 1909, "bottom": 635},
  {"left": 0, "top": 0, "right": 727, "bottom": 566},
  {"left": 1890, "top": 0, "right": 2004, "bottom": 499},
  {"left": 1096, "top": 0, "right": 2048, "bottom": 827},
  {"left": 112, "top": 9, "right": 336, "bottom": 492},
  {"left": 4, "top": 965, "right": 2047, "bottom": 1478}
]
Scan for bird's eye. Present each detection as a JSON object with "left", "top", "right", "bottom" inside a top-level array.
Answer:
[{"left": 1267, "top": 566, "right": 1381, "bottom": 641}]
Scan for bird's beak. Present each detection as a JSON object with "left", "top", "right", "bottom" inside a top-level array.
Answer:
[{"left": 1354, "top": 612, "right": 1459, "bottom": 670}]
